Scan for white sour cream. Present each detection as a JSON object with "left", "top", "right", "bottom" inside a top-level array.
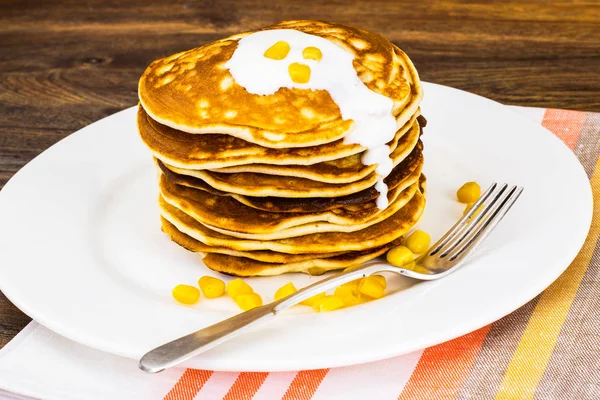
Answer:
[{"left": 226, "top": 29, "right": 397, "bottom": 209}]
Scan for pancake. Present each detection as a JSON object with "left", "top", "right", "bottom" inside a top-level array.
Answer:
[
  {"left": 138, "top": 104, "right": 420, "bottom": 171},
  {"left": 159, "top": 167, "right": 419, "bottom": 232},
  {"left": 209, "top": 117, "right": 421, "bottom": 184},
  {"left": 160, "top": 217, "right": 345, "bottom": 263},
  {"left": 160, "top": 167, "right": 419, "bottom": 238},
  {"left": 161, "top": 134, "right": 421, "bottom": 199},
  {"left": 202, "top": 239, "right": 402, "bottom": 277},
  {"left": 158, "top": 187, "right": 425, "bottom": 254},
  {"left": 200, "top": 183, "right": 418, "bottom": 240},
  {"left": 139, "top": 20, "right": 421, "bottom": 149},
  {"left": 156, "top": 142, "right": 424, "bottom": 213},
  {"left": 163, "top": 216, "right": 402, "bottom": 276}
]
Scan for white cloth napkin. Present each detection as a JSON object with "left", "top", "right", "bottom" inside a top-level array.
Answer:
[{"left": 0, "top": 323, "right": 185, "bottom": 400}]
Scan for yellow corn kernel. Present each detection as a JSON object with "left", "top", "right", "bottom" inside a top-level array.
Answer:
[
  {"left": 334, "top": 285, "right": 362, "bottom": 306},
  {"left": 457, "top": 182, "right": 481, "bottom": 203},
  {"left": 335, "top": 280, "right": 361, "bottom": 296},
  {"left": 235, "top": 293, "right": 263, "bottom": 311},
  {"left": 172, "top": 284, "right": 200, "bottom": 305},
  {"left": 405, "top": 230, "right": 431, "bottom": 254},
  {"left": 386, "top": 245, "right": 415, "bottom": 267},
  {"left": 412, "top": 264, "right": 431, "bottom": 275},
  {"left": 371, "top": 274, "right": 387, "bottom": 289},
  {"left": 264, "top": 41, "right": 290, "bottom": 60},
  {"left": 359, "top": 276, "right": 385, "bottom": 299},
  {"left": 464, "top": 202, "right": 484, "bottom": 218},
  {"left": 227, "top": 278, "right": 253, "bottom": 299},
  {"left": 302, "top": 46, "right": 322, "bottom": 61},
  {"left": 313, "top": 295, "right": 345, "bottom": 312},
  {"left": 288, "top": 62, "right": 311, "bottom": 84},
  {"left": 274, "top": 282, "right": 297, "bottom": 301},
  {"left": 198, "top": 276, "right": 225, "bottom": 298},
  {"left": 300, "top": 292, "right": 326, "bottom": 307}
]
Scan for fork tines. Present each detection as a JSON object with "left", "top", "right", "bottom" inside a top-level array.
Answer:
[{"left": 429, "top": 183, "right": 524, "bottom": 263}]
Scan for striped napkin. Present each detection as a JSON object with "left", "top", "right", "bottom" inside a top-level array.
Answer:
[{"left": 1, "top": 106, "right": 599, "bottom": 400}]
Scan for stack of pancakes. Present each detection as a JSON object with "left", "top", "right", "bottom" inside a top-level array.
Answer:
[{"left": 138, "top": 20, "right": 426, "bottom": 276}]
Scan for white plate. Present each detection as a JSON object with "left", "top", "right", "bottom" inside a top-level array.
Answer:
[{"left": 0, "top": 83, "right": 592, "bottom": 372}]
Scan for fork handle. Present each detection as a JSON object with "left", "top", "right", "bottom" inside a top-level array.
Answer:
[{"left": 139, "top": 261, "right": 393, "bottom": 373}]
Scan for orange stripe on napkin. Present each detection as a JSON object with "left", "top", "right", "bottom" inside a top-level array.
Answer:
[
  {"left": 398, "top": 325, "right": 491, "bottom": 400},
  {"left": 163, "top": 369, "right": 213, "bottom": 400},
  {"left": 281, "top": 369, "right": 329, "bottom": 400},
  {"left": 541, "top": 109, "right": 587, "bottom": 150},
  {"left": 222, "top": 372, "right": 269, "bottom": 400}
]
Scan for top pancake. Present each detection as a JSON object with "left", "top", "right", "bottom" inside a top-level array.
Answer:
[{"left": 139, "top": 20, "right": 422, "bottom": 148}]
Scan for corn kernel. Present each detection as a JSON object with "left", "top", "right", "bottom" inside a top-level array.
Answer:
[
  {"left": 274, "top": 282, "right": 297, "bottom": 301},
  {"left": 371, "top": 274, "right": 387, "bottom": 289},
  {"left": 313, "top": 295, "right": 345, "bottom": 312},
  {"left": 457, "top": 182, "right": 481, "bottom": 203},
  {"left": 464, "top": 202, "right": 484, "bottom": 218},
  {"left": 198, "top": 276, "right": 225, "bottom": 298},
  {"left": 405, "top": 230, "right": 431, "bottom": 254},
  {"left": 300, "top": 292, "right": 326, "bottom": 307},
  {"left": 386, "top": 245, "right": 415, "bottom": 267},
  {"left": 335, "top": 280, "right": 360, "bottom": 297},
  {"left": 227, "top": 278, "right": 253, "bottom": 299},
  {"left": 264, "top": 41, "right": 290, "bottom": 60},
  {"left": 235, "top": 293, "right": 263, "bottom": 311},
  {"left": 302, "top": 46, "right": 322, "bottom": 61},
  {"left": 288, "top": 62, "right": 311, "bottom": 84},
  {"left": 334, "top": 285, "right": 362, "bottom": 306},
  {"left": 172, "top": 284, "right": 200, "bottom": 305},
  {"left": 359, "top": 276, "right": 385, "bottom": 299},
  {"left": 412, "top": 264, "right": 431, "bottom": 275}
]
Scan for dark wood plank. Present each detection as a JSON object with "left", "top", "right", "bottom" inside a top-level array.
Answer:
[
  {"left": 0, "top": 292, "right": 31, "bottom": 349},
  {"left": 0, "top": 0, "right": 599, "bottom": 349}
]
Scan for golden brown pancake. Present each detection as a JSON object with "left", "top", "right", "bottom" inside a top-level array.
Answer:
[
  {"left": 200, "top": 183, "right": 418, "bottom": 240},
  {"left": 161, "top": 136, "right": 422, "bottom": 199},
  {"left": 162, "top": 216, "right": 403, "bottom": 276},
  {"left": 156, "top": 142, "right": 423, "bottom": 213},
  {"left": 161, "top": 217, "right": 345, "bottom": 263},
  {"left": 158, "top": 188, "right": 425, "bottom": 254},
  {"left": 138, "top": 105, "right": 420, "bottom": 171},
  {"left": 160, "top": 170, "right": 419, "bottom": 239},
  {"left": 209, "top": 118, "right": 421, "bottom": 184},
  {"left": 139, "top": 20, "right": 421, "bottom": 148},
  {"left": 202, "top": 240, "right": 401, "bottom": 276}
]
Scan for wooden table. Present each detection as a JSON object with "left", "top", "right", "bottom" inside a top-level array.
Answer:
[{"left": 1, "top": 0, "right": 599, "bottom": 350}]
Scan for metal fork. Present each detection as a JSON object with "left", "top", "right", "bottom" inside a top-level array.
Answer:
[{"left": 139, "top": 183, "right": 523, "bottom": 373}]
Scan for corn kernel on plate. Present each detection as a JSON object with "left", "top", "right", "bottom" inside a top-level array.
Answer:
[{"left": 0, "top": 83, "right": 592, "bottom": 371}]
